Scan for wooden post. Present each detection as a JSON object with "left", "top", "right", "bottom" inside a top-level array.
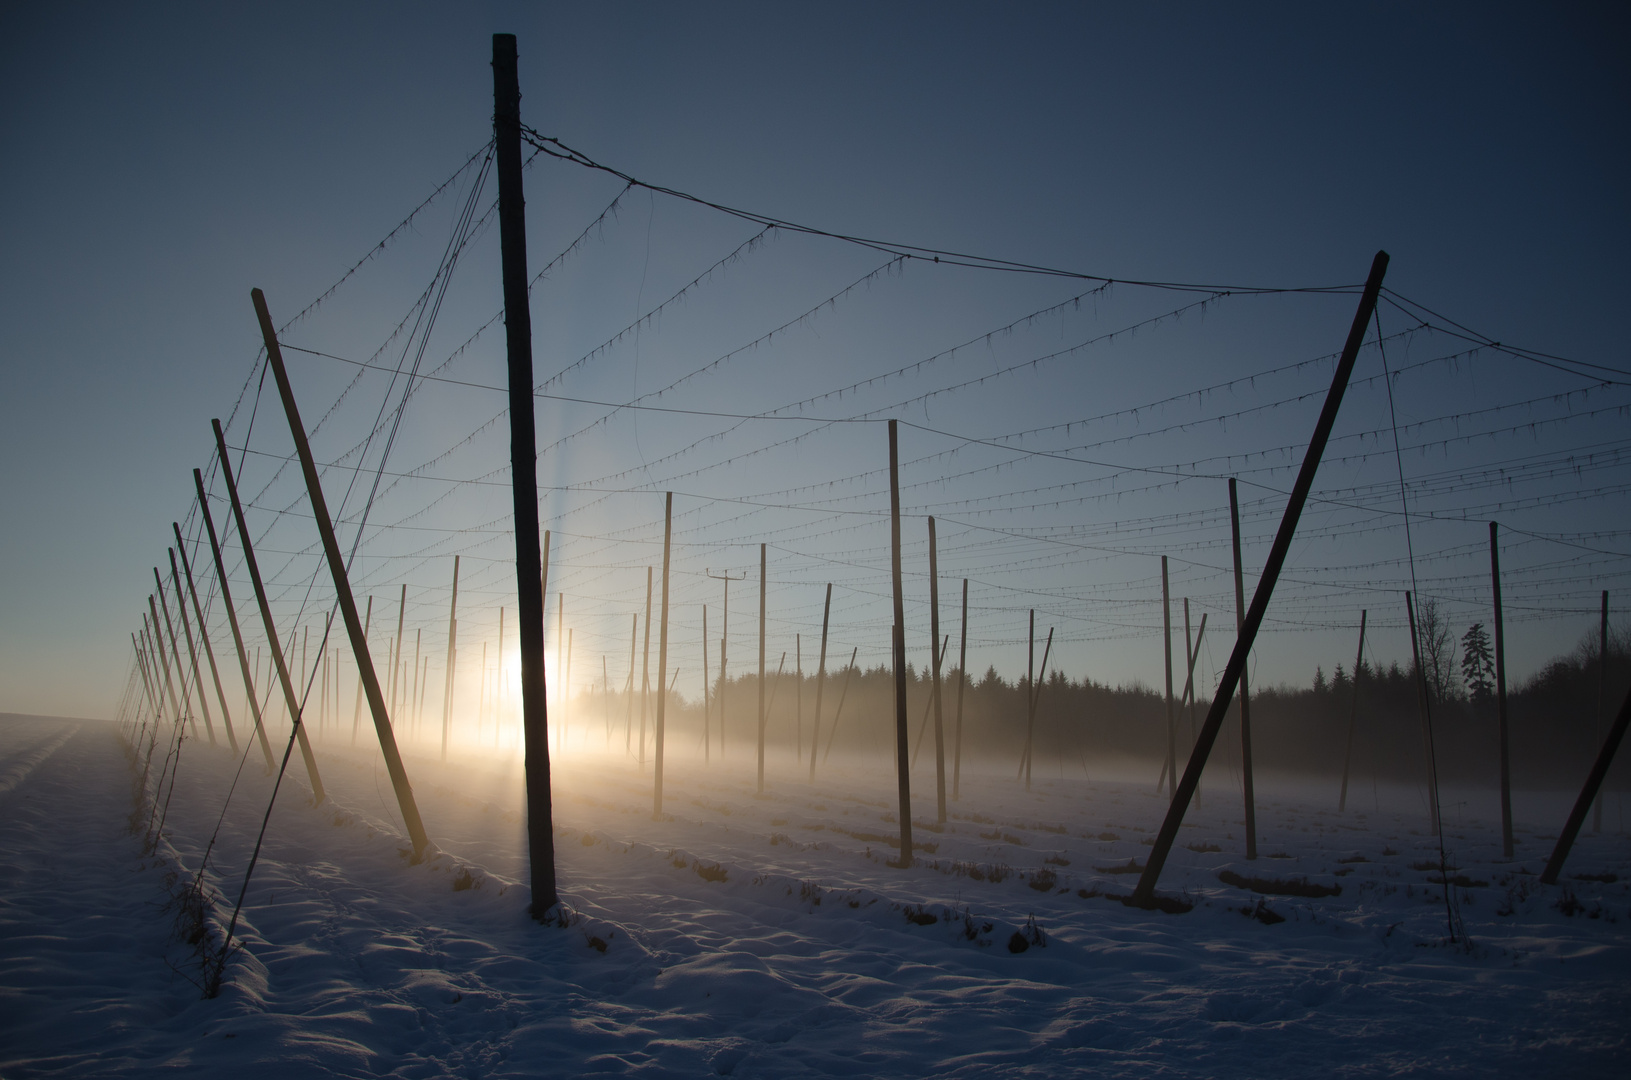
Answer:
[
  {"left": 1542, "top": 682, "right": 1631, "bottom": 883},
  {"left": 887, "top": 420, "right": 913, "bottom": 866},
  {"left": 809, "top": 584, "right": 831, "bottom": 782},
  {"left": 795, "top": 633, "right": 802, "bottom": 764},
  {"left": 1160, "top": 557, "right": 1175, "bottom": 794},
  {"left": 954, "top": 578, "right": 968, "bottom": 802},
  {"left": 1594, "top": 590, "right": 1608, "bottom": 832},
  {"left": 640, "top": 567, "right": 652, "bottom": 765},
  {"left": 758, "top": 542, "right": 768, "bottom": 795},
  {"left": 1131, "top": 250, "right": 1388, "bottom": 907},
  {"left": 244, "top": 287, "right": 443, "bottom": 847},
  {"left": 1490, "top": 524, "right": 1513, "bottom": 857},
  {"left": 654, "top": 492, "right": 673, "bottom": 818},
  {"left": 928, "top": 517, "right": 946, "bottom": 823},
  {"left": 210, "top": 419, "right": 325, "bottom": 804},
  {"left": 193, "top": 469, "right": 275, "bottom": 770},
  {"left": 1338, "top": 610, "right": 1368, "bottom": 813},
  {"left": 702, "top": 605, "right": 711, "bottom": 762},
  {"left": 168, "top": 549, "right": 218, "bottom": 745},
  {"left": 1404, "top": 590, "right": 1442, "bottom": 833},
  {"left": 173, "top": 522, "right": 238, "bottom": 752},
  {"left": 442, "top": 555, "right": 459, "bottom": 760}
]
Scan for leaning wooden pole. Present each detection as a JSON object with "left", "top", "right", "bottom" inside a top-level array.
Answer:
[
  {"left": 1542, "top": 682, "right": 1631, "bottom": 884},
  {"left": 442, "top": 555, "right": 460, "bottom": 761},
  {"left": 168, "top": 550, "right": 218, "bottom": 745},
  {"left": 389, "top": 584, "right": 407, "bottom": 724},
  {"left": 154, "top": 570, "right": 198, "bottom": 738},
  {"left": 1228, "top": 479, "right": 1258, "bottom": 859},
  {"left": 654, "top": 493, "right": 673, "bottom": 818},
  {"left": 492, "top": 32, "right": 556, "bottom": 914},
  {"left": 1131, "top": 250, "right": 1388, "bottom": 907},
  {"left": 887, "top": 420, "right": 914, "bottom": 866},
  {"left": 809, "top": 583, "right": 831, "bottom": 781},
  {"left": 928, "top": 517, "right": 947, "bottom": 823},
  {"left": 1337, "top": 610, "right": 1368, "bottom": 813},
  {"left": 211, "top": 419, "right": 326, "bottom": 805},
  {"left": 193, "top": 468, "right": 276, "bottom": 770},
  {"left": 246, "top": 291, "right": 433, "bottom": 849},
  {"left": 1490, "top": 524, "right": 1513, "bottom": 857},
  {"left": 174, "top": 523, "right": 237, "bottom": 752}
]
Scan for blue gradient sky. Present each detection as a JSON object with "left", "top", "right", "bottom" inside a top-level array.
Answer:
[{"left": 2, "top": 2, "right": 1627, "bottom": 719}]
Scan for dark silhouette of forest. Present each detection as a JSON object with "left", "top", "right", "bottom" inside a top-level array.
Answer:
[{"left": 594, "top": 624, "right": 1630, "bottom": 794}]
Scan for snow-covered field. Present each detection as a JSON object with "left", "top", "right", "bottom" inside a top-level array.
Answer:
[{"left": 2, "top": 712, "right": 1628, "bottom": 1078}]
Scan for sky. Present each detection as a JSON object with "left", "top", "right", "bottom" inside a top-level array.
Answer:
[{"left": 2, "top": 1, "right": 1628, "bottom": 721}]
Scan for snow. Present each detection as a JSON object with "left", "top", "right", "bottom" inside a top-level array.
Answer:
[{"left": 2, "top": 711, "right": 1628, "bottom": 1077}]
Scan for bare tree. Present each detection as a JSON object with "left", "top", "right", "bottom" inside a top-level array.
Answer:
[{"left": 1416, "top": 597, "right": 1460, "bottom": 704}]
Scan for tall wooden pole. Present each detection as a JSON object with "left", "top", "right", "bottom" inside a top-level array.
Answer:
[
  {"left": 1338, "top": 610, "right": 1367, "bottom": 813},
  {"left": 795, "top": 634, "right": 802, "bottom": 764},
  {"left": 1228, "top": 479, "right": 1258, "bottom": 859},
  {"left": 174, "top": 522, "right": 237, "bottom": 752},
  {"left": 1404, "top": 590, "right": 1442, "bottom": 833},
  {"left": 1490, "top": 524, "right": 1513, "bottom": 857},
  {"left": 245, "top": 289, "right": 436, "bottom": 849},
  {"left": 809, "top": 583, "right": 831, "bottom": 781},
  {"left": 953, "top": 578, "right": 969, "bottom": 801},
  {"left": 193, "top": 469, "right": 275, "bottom": 770},
  {"left": 1161, "top": 556, "right": 1175, "bottom": 793},
  {"left": 442, "top": 555, "right": 459, "bottom": 760},
  {"left": 211, "top": 419, "right": 325, "bottom": 805},
  {"left": 928, "top": 517, "right": 946, "bottom": 822},
  {"left": 1594, "top": 590, "right": 1608, "bottom": 832},
  {"left": 640, "top": 567, "right": 652, "bottom": 765},
  {"left": 654, "top": 493, "right": 673, "bottom": 817},
  {"left": 887, "top": 420, "right": 913, "bottom": 866},
  {"left": 168, "top": 549, "right": 217, "bottom": 745},
  {"left": 492, "top": 33, "right": 555, "bottom": 913},
  {"left": 757, "top": 543, "right": 768, "bottom": 794},
  {"left": 1132, "top": 250, "right": 1388, "bottom": 907}
]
